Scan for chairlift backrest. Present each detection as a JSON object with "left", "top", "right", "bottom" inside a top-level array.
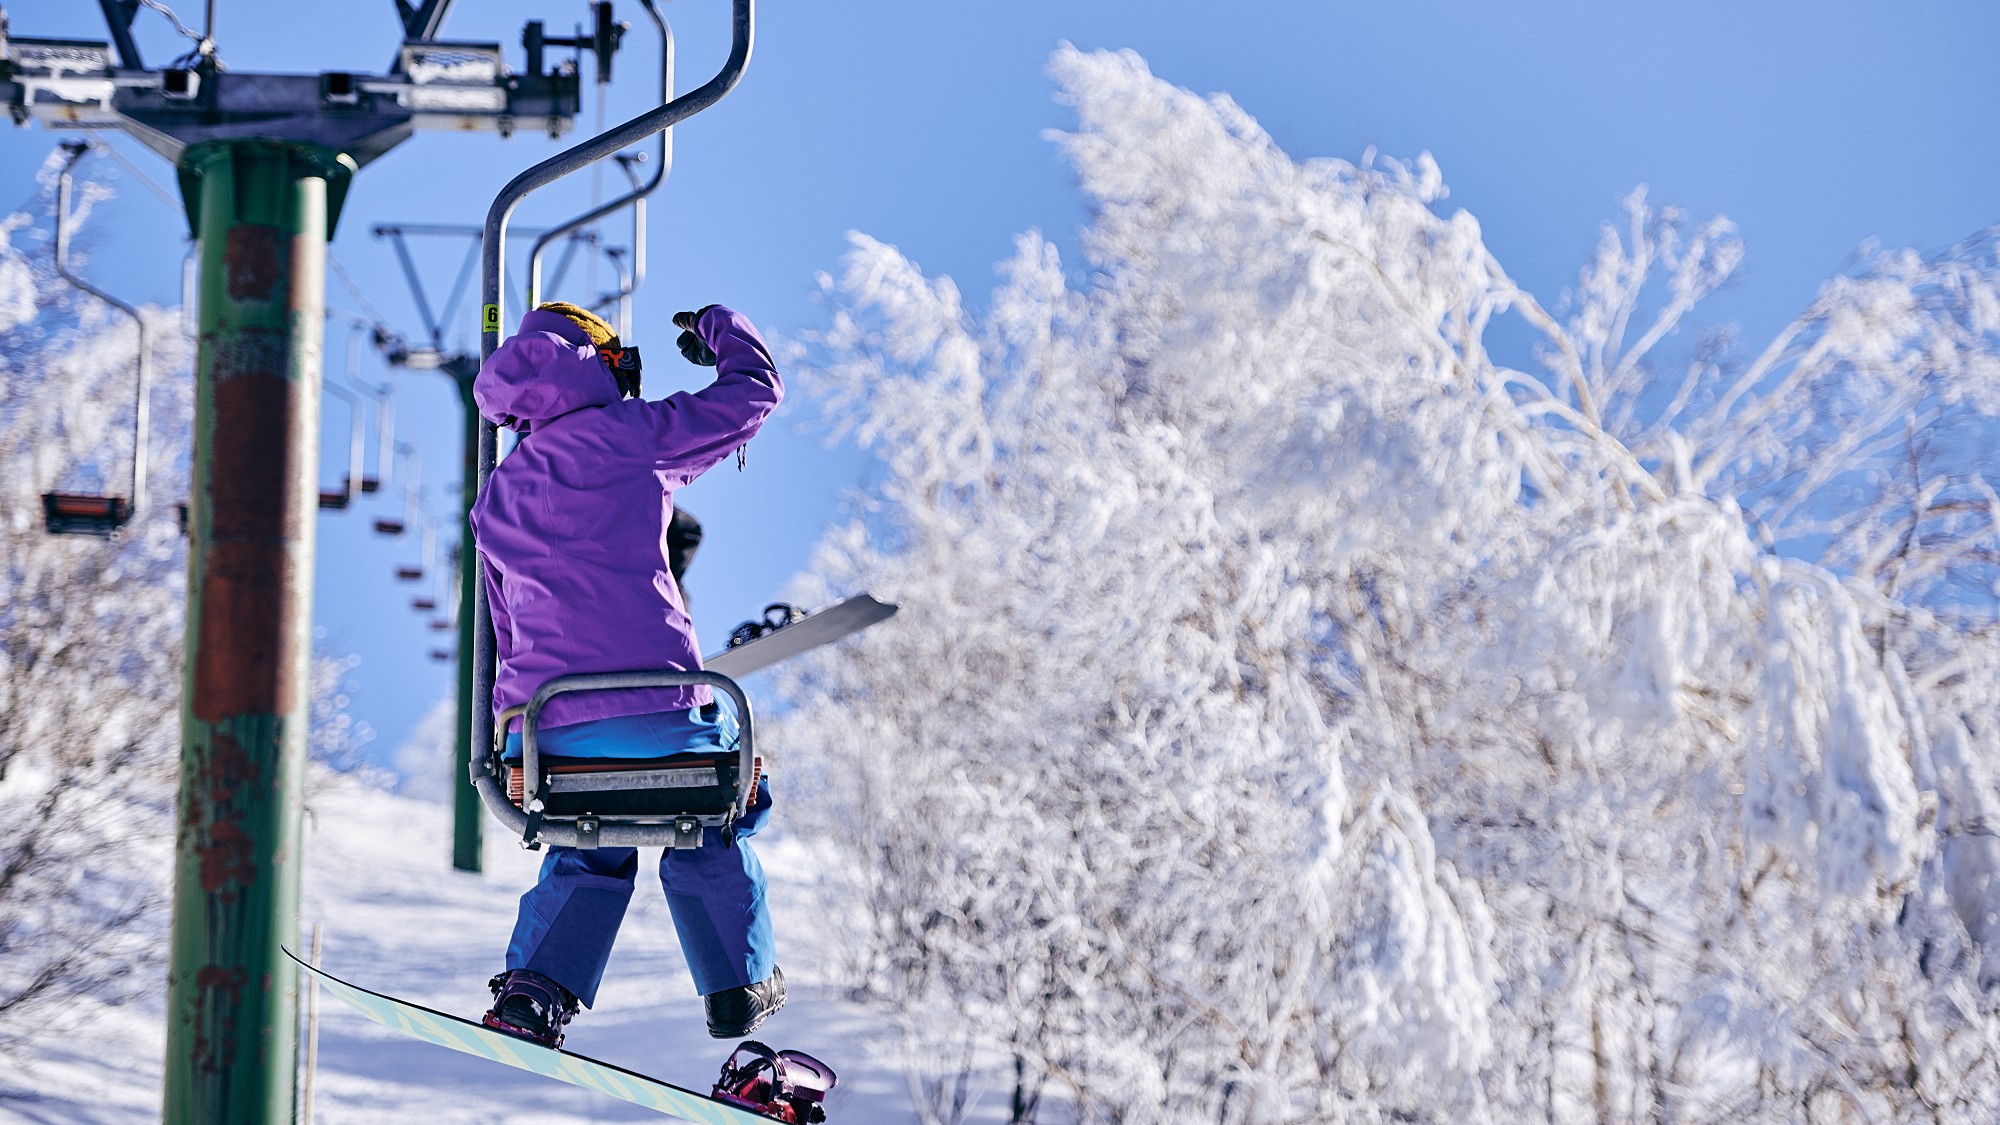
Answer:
[{"left": 470, "top": 669, "right": 756, "bottom": 852}]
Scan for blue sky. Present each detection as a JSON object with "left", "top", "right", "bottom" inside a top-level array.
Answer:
[{"left": 2, "top": 0, "right": 1995, "bottom": 774}]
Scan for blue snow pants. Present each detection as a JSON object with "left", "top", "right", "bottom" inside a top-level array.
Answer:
[{"left": 501, "top": 707, "right": 775, "bottom": 1006}]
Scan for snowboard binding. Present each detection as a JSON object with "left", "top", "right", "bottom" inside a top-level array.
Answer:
[
  {"left": 482, "top": 969, "right": 578, "bottom": 1049},
  {"left": 728, "top": 603, "right": 808, "bottom": 649},
  {"left": 712, "top": 1040, "right": 837, "bottom": 1123}
]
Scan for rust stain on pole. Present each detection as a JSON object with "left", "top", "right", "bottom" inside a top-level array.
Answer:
[
  {"left": 223, "top": 224, "right": 283, "bottom": 301},
  {"left": 192, "top": 348, "right": 308, "bottom": 721}
]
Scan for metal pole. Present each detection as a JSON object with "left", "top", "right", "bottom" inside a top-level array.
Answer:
[
  {"left": 163, "top": 137, "right": 351, "bottom": 1125},
  {"left": 449, "top": 355, "right": 483, "bottom": 871},
  {"left": 472, "top": 0, "right": 750, "bottom": 815},
  {"left": 300, "top": 922, "right": 324, "bottom": 1125}
]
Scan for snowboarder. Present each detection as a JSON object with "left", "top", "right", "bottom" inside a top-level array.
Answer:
[{"left": 469, "top": 300, "right": 786, "bottom": 1049}]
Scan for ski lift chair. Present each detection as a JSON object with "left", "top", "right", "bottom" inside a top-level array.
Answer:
[
  {"left": 317, "top": 380, "right": 364, "bottom": 510},
  {"left": 375, "top": 442, "right": 421, "bottom": 535},
  {"left": 412, "top": 596, "right": 438, "bottom": 611},
  {"left": 429, "top": 649, "right": 453, "bottom": 663},
  {"left": 41, "top": 141, "right": 148, "bottom": 538},
  {"left": 393, "top": 512, "right": 438, "bottom": 581},
  {"left": 472, "top": 669, "right": 759, "bottom": 853},
  {"left": 344, "top": 334, "right": 394, "bottom": 492}
]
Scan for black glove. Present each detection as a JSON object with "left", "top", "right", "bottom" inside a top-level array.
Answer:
[{"left": 673, "top": 305, "right": 722, "bottom": 366}]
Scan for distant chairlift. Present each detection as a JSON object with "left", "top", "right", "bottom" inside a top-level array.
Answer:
[
  {"left": 395, "top": 510, "right": 435, "bottom": 582},
  {"left": 42, "top": 141, "right": 149, "bottom": 537},
  {"left": 420, "top": 544, "right": 453, "bottom": 622},
  {"left": 339, "top": 320, "right": 391, "bottom": 495},
  {"left": 317, "top": 378, "right": 364, "bottom": 509},
  {"left": 375, "top": 442, "right": 420, "bottom": 536}
]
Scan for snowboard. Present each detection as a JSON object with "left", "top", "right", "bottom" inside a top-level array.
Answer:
[
  {"left": 286, "top": 947, "right": 775, "bottom": 1123},
  {"left": 701, "top": 594, "right": 897, "bottom": 679}
]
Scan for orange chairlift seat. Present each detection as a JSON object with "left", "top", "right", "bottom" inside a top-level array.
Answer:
[{"left": 43, "top": 492, "right": 132, "bottom": 535}]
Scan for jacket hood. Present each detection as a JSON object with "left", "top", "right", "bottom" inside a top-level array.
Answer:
[{"left": 474, "top": 309, "right": 620, "bottom": 431}]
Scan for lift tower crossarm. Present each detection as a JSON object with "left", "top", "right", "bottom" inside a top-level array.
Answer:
[
  {"left": 95, "top": 0, "right": 144, "bottom": 70},
  {"left": 394, "top": 0, "right": 457, "bottom": 49},
  {"left": 1, "top": 15, "right": 588, "bottom": 176}
]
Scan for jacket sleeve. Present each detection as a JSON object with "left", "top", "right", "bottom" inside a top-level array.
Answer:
[
  {"left": 478, "top": 548, "right": 518, "bottom": 729},
  {"left": 642, "top": 306, "right": 784, "bottom": 487}
]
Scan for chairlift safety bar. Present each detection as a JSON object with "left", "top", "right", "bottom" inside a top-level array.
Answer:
[{"left": 468, "top": 668, "right": 756, "bottom": 849}]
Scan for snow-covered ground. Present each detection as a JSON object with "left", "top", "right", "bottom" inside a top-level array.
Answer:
[{"left": 0, "top": 771, "right": 1004, "bottom": 1124}]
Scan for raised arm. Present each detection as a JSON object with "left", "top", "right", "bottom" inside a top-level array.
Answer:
[{"left": 645, "top": 305, "right": 784, "bottom": 485}]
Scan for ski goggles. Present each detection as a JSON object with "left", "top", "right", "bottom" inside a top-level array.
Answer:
[{"left": 596, "top": 337, "right": 643, "bottom": 399}]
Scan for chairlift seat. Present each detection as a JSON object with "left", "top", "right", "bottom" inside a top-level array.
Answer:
[
  {"left": 503, "top": 752, "right": 759, "bottom": 821},
  {"left": 396, "top": 565, "right": 425, "bottom": 580},
  {"left": 318, "top": 491, "right": 350, "bottom": 510},
  {"left": 42, "top": 492, "right": 131, "bottom": 536},
  {"left": 412, "top": 597, "right": 438, "bottom": 610},
  {"left": 474, "top": 670, "right": 760, "bottom": 852},
  {"left": 374, "top": 518, "right": 407, "bottom": 535},
  {"left": 359, "top": 476, "right": 382, "bottom": 494}
]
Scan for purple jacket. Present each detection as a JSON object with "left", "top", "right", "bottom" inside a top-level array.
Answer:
[{"left": 470, "top": 306, "right": 782, "bottom": 730}]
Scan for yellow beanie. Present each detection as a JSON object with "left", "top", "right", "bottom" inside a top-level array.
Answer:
[{"left": 537, "top": 301, "right": 616, "bottom": 347}]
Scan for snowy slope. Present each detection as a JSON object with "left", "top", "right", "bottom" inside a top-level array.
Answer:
[{"left": 0, "top": 770, "right": 1005, "bottom": 1125}]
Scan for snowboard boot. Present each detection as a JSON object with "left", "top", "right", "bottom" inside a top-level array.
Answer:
[
  {"left": 704, "top": 965, "right": 786, "bottom": 1039},
  {"left": 483, "top": 969, "right": 579, "bottom": 1049}
]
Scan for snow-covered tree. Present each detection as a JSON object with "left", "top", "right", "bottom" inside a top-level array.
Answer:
[
  {"left": 775, "top": 47, "right": 2000, "bottom": 1123},
  {"left": 0, "top": 153, "right": 192, "bottom": 1051}
]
